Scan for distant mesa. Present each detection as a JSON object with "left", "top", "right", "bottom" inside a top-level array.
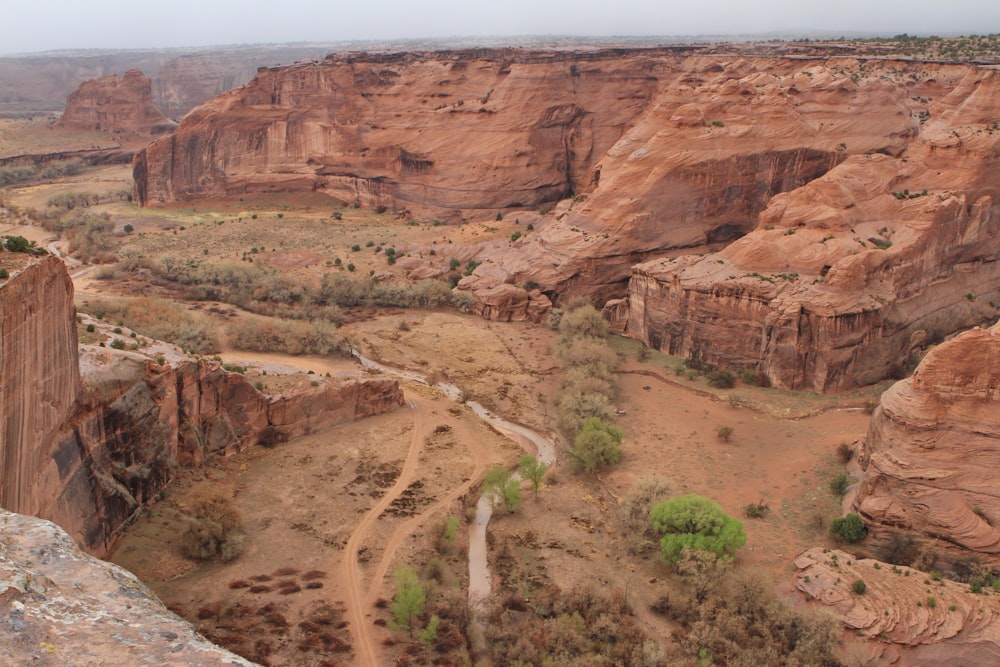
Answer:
[{"left": 55, "top": 69, "right": 176, "bottom": 136}]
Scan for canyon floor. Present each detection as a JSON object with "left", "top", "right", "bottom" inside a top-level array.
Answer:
[{"left": 4, "top": 154, "right": 883, "bottom": 665}]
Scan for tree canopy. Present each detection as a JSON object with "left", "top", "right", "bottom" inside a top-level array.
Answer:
[{"left": 650, "top": 494, "right": 746, "bottom": 564}]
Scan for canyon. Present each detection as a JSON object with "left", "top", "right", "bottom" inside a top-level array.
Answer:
[
  {"left": 4, "top": 37, "right": 1000, "bottom": 666},
  {"left": 133, "top": 49, "right": 1000, "bottom": 390}
]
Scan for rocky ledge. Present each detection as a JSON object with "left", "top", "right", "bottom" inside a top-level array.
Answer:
[
  {"left": 795, "top": 548, "right": 1000, "bottom": 666},
  {"left": 0, "top": 509, "right": 256, "bottom": 666}
]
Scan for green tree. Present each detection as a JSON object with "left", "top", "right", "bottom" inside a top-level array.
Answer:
[
  {"left": 483, "top": 466, "right": 521, "bottom": 513},
  {"left": 518, "top": 454, "right": 548, "bottom": 498},
  {"left": 570, "top": 417, "right": 623, "bottom": 473},
  {"left": 650, "top": 494, "right": 746, "bottom": 564},
  {"left": 390, "top": 565, "right": 425, "bottom": 634}
]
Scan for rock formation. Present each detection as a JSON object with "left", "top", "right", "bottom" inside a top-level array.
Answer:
[
  {"left": 0, "top": 258, "right": 404, "bottom": 556},
  {"left": 623, "top": 66, "right": 1000, "bottom": 390},
  {"left": 853, "top": 321, "right": 1000, "bottom": 564},
  {"left": 55, "top": 69, "right": 175, "bottom": 135},
  {"left": 795, "top": 548, "right": 1000, "bottom": 666},
  {"left": 0, "top": 509, "right": 256, "bottom": 666}
]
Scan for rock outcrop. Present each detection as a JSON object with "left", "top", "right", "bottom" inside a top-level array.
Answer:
[
  {"left": 795, "top": 548, "right": 1000, "bottom": 666},
  {"left": 0, "top": 509, "right": 256, "bottom": 666},
  {"left": 623, "top": 66, "right": 1000, "bottom": 390},
  {"left": 853, "top": 321, "right": 1000, "bottom": 564},
  {"left": 0, "top": 258, "right": 404, "bottom": 556},
  {"left": 55, "top": 69, "right": 175, "bottom": 135}
]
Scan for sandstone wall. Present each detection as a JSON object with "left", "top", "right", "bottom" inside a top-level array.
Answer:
[
  {"left": 134, "top": 48, "right": 665, "bottom": 211},
  {"left": 853, "top": 322, "right": 1000, "bottom": 564}
]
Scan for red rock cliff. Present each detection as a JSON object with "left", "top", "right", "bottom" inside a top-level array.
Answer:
[{"left": 56, "top": 69, "right": 175, "bottom": 135}]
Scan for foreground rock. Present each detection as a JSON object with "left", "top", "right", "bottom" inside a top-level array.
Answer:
[
  {"left": 0, "top": 257, "right": 404, "bottom": 556},
  {"left": 795, "top": 548, "right": 1000, "bottom": 666},
  {"left": 55, "top": 69, "right": 175, "bottom": 135},
  {"left": 0, "top": 509, "right": 256, "bottom": 666},
  {"left": 853, "top": 321, "right": 1000, "bottom": 564}
]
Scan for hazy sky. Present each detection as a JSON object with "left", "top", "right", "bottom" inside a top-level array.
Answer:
[{"left": 3, "top": 0, "right": 1000, "bottom": 55}]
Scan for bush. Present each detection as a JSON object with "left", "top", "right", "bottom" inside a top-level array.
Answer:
[
  {"left": 829, "top": 513, "right": 867, "bottom": 544},
  {"left": 81, "top": 297, "right": 219, "bottom": 354},
  {"left": 181, "top": 491, "right": 245, "bottom": 562},
  {"left": 227, "top": 316, "right": 344, "bottom": 356},
  {"left": 706, "top": 369, "right": 737, "bottom": 389},
  {"left": 650, "top": 494, "right": 746, "bottom": 564},
  {"left": 0, "top": 268, "right": 8, "bottom": 280},
  {"left": 829, "top": 470, "right": 851, "bottom": 495},
  {"left": 716, "top": 426, "right": 734, "bottom": 442},
  {"left": 570, "top": 417, "right": 623, "bottom": 473},
  {"left": 483, "top": 466, "right": 521, "bottom": 513},
  {"left": 851, "top": 579, "right": 867, "bottom": 595}
]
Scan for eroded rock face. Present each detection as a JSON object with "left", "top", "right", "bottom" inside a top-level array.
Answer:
[
  {"left": 0, "top": 509, "right": 256, "bottom": 666},
  {"left": 795, "top": 548, "right": 1000, "bottom": 666},
  {"left": 853, "top": 322, "right": 1000, "bottom": 563},
  {"left": 0, "top": 258, "right": 404, "bottom": 556},
  {"left": 624, "top": 66, "right": 1000, "bottom": 390},
  {"left": 56, "top": 69, "right": 175, "bottom": 135}
]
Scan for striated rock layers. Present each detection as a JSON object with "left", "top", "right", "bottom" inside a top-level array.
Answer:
[
  {"left": 853, "top": 321, "right": 1000, "bottom": 564},
  {"left": 0, "top": 509, "right": 256, "bottom": 666},
  {"left": 624, "top": 66, "right": 1000, "bottom": 390},
  {"left": 56, "top": 69, "right": 175, "bottom": 135},
  {"left": 795, "top": 548, "right": 1000, "bottom": 666},
  {"left": 0, "top": 258, "right": 404, "bottom": 556}
]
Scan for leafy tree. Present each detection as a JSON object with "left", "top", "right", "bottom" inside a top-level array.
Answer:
[
  {"left": 483, "top": 466, "right": 521, "bottom": 513},
  {"left": 650, "top": 494, "right": 746, "bottom": 564},
  {"left": 570, "top": 417, "right": 623, "bottom": 473},
  {"left": 557, "top": 304, "right": 609, "bottom": 341},
  {"left": 3, "top": 235, "right": 34, "bottom": 253},
  {"left": 390, "top": 565, "right": 426, "bottom": 634},
  {"left": 518, "top": 455, "right": 548, "bottom": 498},
  {"left": 829, "top": 513, "right": 867, "bottom": 544}
]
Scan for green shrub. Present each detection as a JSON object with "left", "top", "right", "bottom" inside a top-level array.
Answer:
[
  {"left": 851, "top": 579, "right": 867, "bottom": 595},
  {"left": 0, "top": 268, "right": 8, "bottom": 280},
  {"left": 829, "top": 513, "right": 867, "bottom": 544}
]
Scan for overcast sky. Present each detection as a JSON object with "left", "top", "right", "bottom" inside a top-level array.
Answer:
[{"left": 2, "top": 0, "right": 999, "bottom": 56}]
